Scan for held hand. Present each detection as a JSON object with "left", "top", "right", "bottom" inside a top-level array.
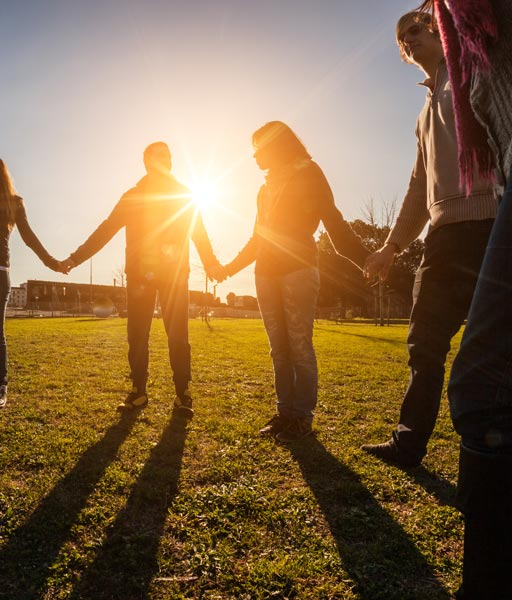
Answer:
[
  {"left": 55, "top": 258, "right": 76, "bottom": 275},
  {"left": 207, "top": 264, "right": 228, "bottom": 283},
  {"left": 363, "top": 244, "right": 396, "bottom": 281}
]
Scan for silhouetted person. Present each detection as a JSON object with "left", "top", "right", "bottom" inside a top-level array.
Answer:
[
  {"left": 63, "top": 142, "right": 220, "bottom": 416},
  {"left": 215, "top": 121, "right": 368, "bottom": 442},
  {"left": 0, "top": 159, "right": 64, "bottom": 408},
  {"left": 361, "top": 10, "right": 497, "bottom": 468},
  {"left": 421, "top": 0, "right": 512, "bottom": 597}
]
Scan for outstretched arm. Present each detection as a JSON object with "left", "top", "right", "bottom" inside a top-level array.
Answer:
[
  {"left": 15, "top": 200, "right": 60, "bottom": 271},
  {"left": 66, "top": 199, "right": 126, "bottom": 267}
]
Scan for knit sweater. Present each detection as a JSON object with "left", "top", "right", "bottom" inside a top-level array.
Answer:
[
  {"left": 0, "top": 196, "right": 58, "bottom": 270},
  {"left": 469, "top": 0, "right": 512, "bottom": 187},
  {"left": 226, "top": 160, "right": 368, "bottom": 278},
  {"left": 387, "top": 61, "right": 497, "bottom": 252},
  {"left": 69, "top": 173, "right": 219, "bottom": 281}
]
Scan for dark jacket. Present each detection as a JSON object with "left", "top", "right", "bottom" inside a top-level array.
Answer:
[
  {"left": 0, "top": 196, "right": 57, "bottom": 270},
  {"left": 226, "top": 161, "right": 368, "bottom": 277},
  {"left": 70, "top": 173, "right": 218, "bottom": 281}
]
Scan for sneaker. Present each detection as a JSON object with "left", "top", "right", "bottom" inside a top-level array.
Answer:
[
  {"left": 259, "top": 414, "right": 288, "bottom": 437},
  {"left": 174, "top": 389, "right": 194, "bottom": 418},
  {"left": 361, "top": 439, "right": 422, "bottom": 468},
  {"left": 0, "top": 385, "right": 6, "bottom": 409},
  {"left": 117, "top": 387, "right": 148, "bottom": 412},
  {"left": 275, "top": 417, "right": 313, "bottom": 443}
]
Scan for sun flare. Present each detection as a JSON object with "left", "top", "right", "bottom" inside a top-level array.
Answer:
[{"left": 190, "top": 179, "right": 219, "bottom": 211}]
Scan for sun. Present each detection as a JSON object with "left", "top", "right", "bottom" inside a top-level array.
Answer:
[{"left": 190, "top": 179, "right": 219, "bottom": 211}]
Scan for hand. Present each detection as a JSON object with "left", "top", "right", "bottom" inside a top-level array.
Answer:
[
  {"left": 207, "top": 263, "right": 228, "bottom": 283},
  {"left": 363, "top": 244, "right": 396, "bottom": 281},
  {"left": 55, "top": 258, "right": 76, "bottom": 275}
]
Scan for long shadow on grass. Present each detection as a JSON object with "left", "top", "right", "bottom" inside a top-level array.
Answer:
[
  {"left": 315, "top": 325, "right": 405, "bottom": 347},
  {"left": 287, "top": 436, "right": 451, "bottom": 600},
  {"left": 69, "top": 413, "right": 188, "bottom": 600},
  {"left": 407, "top": 466, "right": 457, "bottom": 506},
  {"left": 0, "top": 412, "right": 138, "bottom": 600}
]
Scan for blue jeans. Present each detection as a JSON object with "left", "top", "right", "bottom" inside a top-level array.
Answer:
[
  {"left": 448, "top": 173, "right": 512, "bottom": 444},
  {"left": 256, "top": 267, "right": 320, "bottom": 420},
  {"left": 448, "top": 172, "right": 512, "bottom": 600},
  {"left": 394, "top": 220, "right": 493, "bottom": 462},
  {"left": 0, "top": 270, "right": 10, "bottom": 386}
]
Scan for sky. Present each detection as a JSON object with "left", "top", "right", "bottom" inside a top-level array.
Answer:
[{"left": 0, "top": 0, "right": 426, "bottom": 302}]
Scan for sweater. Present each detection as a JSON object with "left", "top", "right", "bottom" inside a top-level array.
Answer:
[
  {"left": 0, "top": 196, "right": 57, "bottom": 270},
  {"left": 69, "top": 173, "right": 219, "bottom": 281},
  {"left": 387, "top": 61, "right": 497, "bottom": 252},
  {"left": 226, "top": 160, "right": 368, "bottom": 278},
  {"left": 469, "top": 0, "right": 512, "bottom": 187}
]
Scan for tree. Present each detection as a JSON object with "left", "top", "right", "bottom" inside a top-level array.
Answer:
[
  {"left": 112, "top": 265, "right": 126, "bottom": 288},
  {"left": 226, "top": 292, "right": 236, "bottom": 307}
]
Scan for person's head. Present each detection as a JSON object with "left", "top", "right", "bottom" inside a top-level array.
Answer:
[
  {"left": 252, "top": 121, "right": 311, "bottom": 171},
  {"left": 143, "top": 141, "right": 172, "bottom": 175},
  {"left": 396, "top": 10, "right": 442, "bottom": 68}
]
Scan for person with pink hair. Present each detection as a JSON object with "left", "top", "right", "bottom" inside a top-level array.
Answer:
[{"left": 420, "top": 1, "right": 512, "bottom": 598}]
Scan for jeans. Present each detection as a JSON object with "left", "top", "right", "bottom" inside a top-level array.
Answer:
[
  {"left": 394, "top": 219, "right": 494, "bottom": 462},
  {"left": 449, "top": 172, "right": 512, "bottom": 444},
  {"left": 127, "top": 274, "right": 190, "bottom": 397},
  {"left": 0, "top": 270, "right": 10, "bottom": 386},
  {"left": 256, "top": 267, "right": 320, "bottom": 420}
]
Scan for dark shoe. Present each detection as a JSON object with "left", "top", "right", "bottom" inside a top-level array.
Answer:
[
  {"left": 361, "top": 439, "right": 422, "bottom": 468},
  {"left": 117, "top": 387, "right": 148, "bottom": 412},
  {"left": 174, "top": 390, "right": 194, "bottom": 418},
  {"left": 0, "top": 385, "right": 6, "bottom": 409},
  {"left": 275, "top": 417, "right": 313, "bottom": 443},
  {"left": 259, "top": 414, "right": 288, "bottom": 437}
]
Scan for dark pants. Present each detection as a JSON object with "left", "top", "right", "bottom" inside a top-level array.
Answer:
[
  {"left": 127, "top": 275, "right": 190, "bottom": 397},
  {"left": 448, "top": 172, "right": 512, "bottom": 599},
  {"left": 394, "top": 219, "right": 494, "bottom": 463},
  {"left": 0, "top": 270, "right": 10, "bottom": 385}
]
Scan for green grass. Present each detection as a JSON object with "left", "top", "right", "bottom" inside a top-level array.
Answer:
[{"left": 0, "top": 318, "right": 462, "bottom": 599}]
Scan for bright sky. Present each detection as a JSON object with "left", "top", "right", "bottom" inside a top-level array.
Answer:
[{"left": 1, "top": 0, "right": 425, "bottom": 302}]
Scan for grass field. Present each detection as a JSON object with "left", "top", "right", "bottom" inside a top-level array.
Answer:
[{"left": 0, "top": 317, "right": 463, "bottom": 600}]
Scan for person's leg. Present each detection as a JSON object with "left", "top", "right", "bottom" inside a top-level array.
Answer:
[
  {"left": 274, "top": 267, "right": 320, "bottom": 442},
  {"left": 363, "top": 220, "right": 493, "bottom": 466},
  {"left": 126, "top": 280, "right": 155, "bottom": 395},
  {"left": 256, "top": 274, "right": 295, "bottom": 432},
  {"left": 280, "top": 267, "right": 320, "bottom": 419},
  {"left": 448, "top": 176, "right": 512, "bottom": 599},
  {"left": 158, "top": 275, "right": 191, "bottom": 401},
  {"left": 0, "top": 270, "right": 10, "bottom": 408}
]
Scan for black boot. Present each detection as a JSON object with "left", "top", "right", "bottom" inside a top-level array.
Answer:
[{"left": 456, "top": 442, "right": 512, "bottom": 600}]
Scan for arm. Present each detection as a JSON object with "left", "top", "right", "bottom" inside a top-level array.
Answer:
[
  {"left": 317, "top": 170, "right": 370, "bottom": 266},
  {"left": 67, "top": 198, "right": 126, "bottom": 267},
  {"left": 385, "top": 143, "right": 429, "bottom": 251},
  {"left": 364, "top": 145, "right": 429, "bottom": 281},
  {"left": 15, "top": 200, "right": 59, "bottom": 270},
  {"left": 191, "top": 210, "right": 221, "bottom": 277},
  {"left": 223, "top": 234, "right": 258, "bottom": 278}
]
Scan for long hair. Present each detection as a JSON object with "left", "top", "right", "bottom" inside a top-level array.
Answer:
[
  {"left": 417, "top": 1, "right": 434, "bottom": 13},
  {"left": 252, "top": 121, "right": 311, "bottom": 164},
  {"left": 0, "top": 160, "right": 17, "bottom": 228}
]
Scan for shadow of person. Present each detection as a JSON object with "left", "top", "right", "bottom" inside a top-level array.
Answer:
[
  {"left": 0, "top": 411, "right": 138, "bottom": 600},
  {"left": 69, "top": 412, "right": 188, "bottom": 599},
  {"left": 286, "top": 435, "right": 451, "bottom": 599},
  {"left": 406, "top": 466, "right": 458, "bottom": 507}
]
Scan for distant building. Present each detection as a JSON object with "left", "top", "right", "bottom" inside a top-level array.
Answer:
[
  {"left": 8, "top": 284, "right": 27, "bottom": 308},
  {"left": 234, "top": 295, "right": 259, "bottom": 310},
  {"left": 25, "top": 279, "right": 127, "bottom": 314}
]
